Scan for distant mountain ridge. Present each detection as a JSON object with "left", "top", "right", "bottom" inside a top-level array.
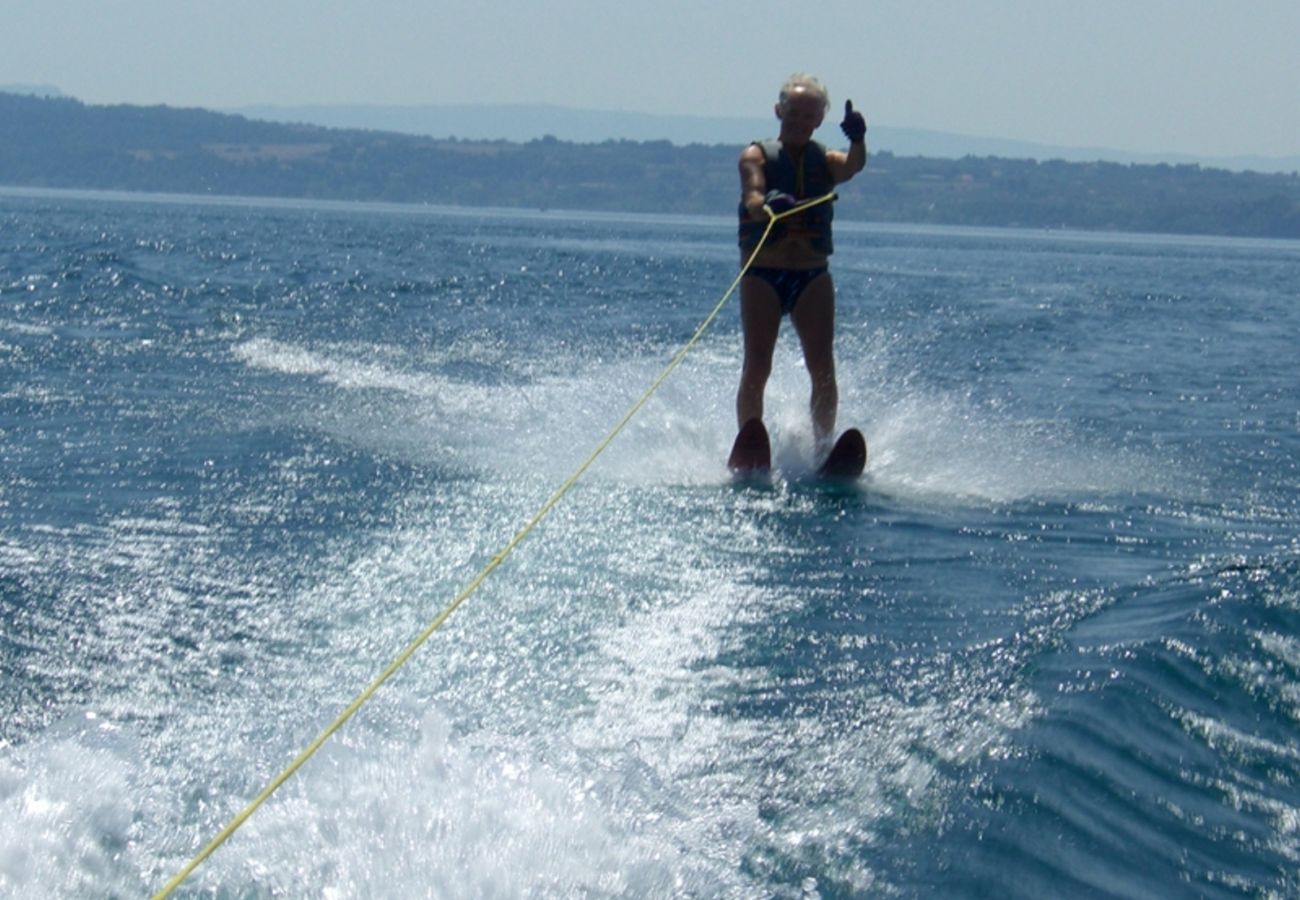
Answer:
[
  {"left": 229, "top": 102, "right": 1300, "bottom": 175},
  {"left": 3, "top": 91, "right": 1298, "bottom": 238}
]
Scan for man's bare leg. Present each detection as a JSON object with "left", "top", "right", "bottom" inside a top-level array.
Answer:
[
  {"left": 736, "top": 277, "right": 782, "bottom": 429},
  {"left": 790, "top": 273, "right": 837, "bottom": 448}
]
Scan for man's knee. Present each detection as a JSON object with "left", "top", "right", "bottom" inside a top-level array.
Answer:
[
  {"left": 743, "top": 355, "right": 774, "bottom": 384},
  {"left": 803, "top": 349, "right": 835, "bottom": 381}
]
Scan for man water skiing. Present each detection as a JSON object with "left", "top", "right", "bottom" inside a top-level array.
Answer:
[{"left": 731, "top": 73, "right": 867, "bottom": 476}]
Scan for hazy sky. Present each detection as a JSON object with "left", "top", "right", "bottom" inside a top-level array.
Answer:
[{"left": 4, "top": 1, "right": 1297, "bottom": 159}]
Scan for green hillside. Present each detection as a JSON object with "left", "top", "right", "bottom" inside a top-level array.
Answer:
[{"left": 3, "top": 92, "right": 1297, "bottom": 238}]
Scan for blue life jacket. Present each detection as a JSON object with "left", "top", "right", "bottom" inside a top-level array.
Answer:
[{"left": 738, "top": 139, "right": 835, "bottom": 255}]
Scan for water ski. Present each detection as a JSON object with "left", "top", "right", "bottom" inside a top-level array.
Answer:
[
  {"left": 728, "top": 417, "right": 771, "bottom": 475},
  {"left": 818, "top": 428, "right": 867, "bottom": 481}
]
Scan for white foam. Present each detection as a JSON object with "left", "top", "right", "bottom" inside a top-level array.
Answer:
[
  {"left": 233, "top": 337, "right": 444, "bottom": 397},
  {"left": 0, "top": 716, "right": 145, "bottom": 897},
  {"left": 0, "top": 319, "right": 55, "bottom": 337},
  {"left": 180, "top": 707, "right": 707, "bottom": 896},
  {"left": 860, "top": 387, "right": 1167, "bottom": 504},
  {"left": 231, "top": 328, "right": 1171, "bottom": 503}
]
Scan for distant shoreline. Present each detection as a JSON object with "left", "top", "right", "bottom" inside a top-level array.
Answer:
[
  {"left": 4, "top": 92, "right": 1298, "bottom": 239},
  {"left": 227, "top": 101, "right": 1300, "bottom": 177},
  {"left": 7, "top": 184, "right": 1297, "bottom": 251}
]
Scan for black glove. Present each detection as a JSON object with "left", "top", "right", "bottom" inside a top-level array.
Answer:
[
  {"left": 840, "top": 99, "right": 867, "bottom": 143},
  {"left": 764, "top": 190, "right": 799, "bottom": 214}
]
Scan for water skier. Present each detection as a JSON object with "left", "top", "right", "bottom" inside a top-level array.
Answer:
[{"left": 732, "top": 73, "right": 867, "bottom": 471}]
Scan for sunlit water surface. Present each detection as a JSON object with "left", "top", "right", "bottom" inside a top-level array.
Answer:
[{"left": 2, "top": 190, "right": 1298, "bottom": 897}]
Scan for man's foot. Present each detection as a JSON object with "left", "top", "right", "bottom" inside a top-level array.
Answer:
[{"left": 728, "top": 418, "right": 771, "bottom": 473}]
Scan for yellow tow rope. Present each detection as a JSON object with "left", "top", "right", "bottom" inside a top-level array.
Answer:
[{"left": 153, "top": 192, "right": 836, "bottom": 898}]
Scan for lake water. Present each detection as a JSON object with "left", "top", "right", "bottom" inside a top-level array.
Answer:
[{"left": 2, "top": 188, "right": 1298, "bottom": 897}]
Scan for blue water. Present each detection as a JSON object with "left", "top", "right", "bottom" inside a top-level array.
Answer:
[{"left": 1, "top": 187, "right": 1298, "bottom": 898}]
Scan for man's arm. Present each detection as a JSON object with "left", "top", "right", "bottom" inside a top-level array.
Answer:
[
  {"left": 827, "top": 141, "right": 867, "bottom": 184},
  {"left": 827, "top": 99, "right": 868, "bottom": 183},
  {"left": 738, "top": 143, "right": 770, "bottom": 220}
]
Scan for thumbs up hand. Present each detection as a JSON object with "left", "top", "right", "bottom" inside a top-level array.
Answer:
[{"left": 840, "top": 100, "right": 867, "bottom": 143}]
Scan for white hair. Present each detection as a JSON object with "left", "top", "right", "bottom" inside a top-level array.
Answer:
[{"left": 778, "top": 73, "right": 830, "bottom": 113}]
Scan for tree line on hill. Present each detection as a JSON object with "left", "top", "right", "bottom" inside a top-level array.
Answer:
[{"left": 3, "top": 92, "right": 1298, "bottom": 239}]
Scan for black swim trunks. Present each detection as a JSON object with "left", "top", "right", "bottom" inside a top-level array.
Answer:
[{"left": 744, "top": 266, "right": 829, "bottom": 315}]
